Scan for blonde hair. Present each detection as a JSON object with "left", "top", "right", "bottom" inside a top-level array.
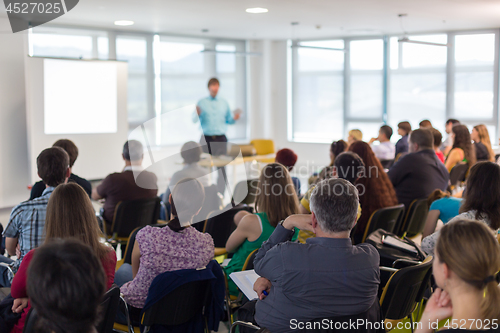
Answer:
[
  {"left": 474, "top": 124, "right": 495, "bottom": 162},
  {"left": 348, "top": 129, "right": 363, "bottom": 141},
  {"left": 255, "top": 163, "right": 300, "bottom": 227},
  {"left": 436, "top": 219, "right": 500, "bottom": 320}
]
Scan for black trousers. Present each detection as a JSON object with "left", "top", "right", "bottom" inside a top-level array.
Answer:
[{"left": 201, "top": 135, "right": 229, "bottom": 195}]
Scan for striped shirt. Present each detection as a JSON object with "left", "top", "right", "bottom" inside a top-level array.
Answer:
[{"left": 3, "top": 187, "right": 54, "bottom": 273}]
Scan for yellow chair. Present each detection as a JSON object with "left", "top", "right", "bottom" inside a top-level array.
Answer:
[{"left": 250, "top": 139, "right": 275, "bottom": 163}]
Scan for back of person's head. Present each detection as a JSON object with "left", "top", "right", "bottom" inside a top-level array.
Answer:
[
  {"left": 397, "top": 121, "right": 412, "bottom": 136},
  {"left": 181, "top": 141, "right": 202, "bottom": 164},
  {"left": 452, "top": 124, "right": 476, "bottom": 166},
  {"left": 446, "top": 118, "right": 460, "bottom": 126},
  {"left": 379, "top": 125, "right": 393, "bottom": 140},
  {"left": 170, "top": 178, "right": 205, "bottom": 227},
  {"left": 348, "top": 129, "right": 363, "bottom": 141},
  {"left": 275, "top": 148, "right": 298, "bottom": 171},
  {"left": 53, "top": 139, "right": 78, "bottom": 168},
  {"left": 329, "top": 140, "right": 348, "bottom": 166},
  {"left": 427, "top": 189, "right": 450, "bottom": 207},
  {"left": 461, "top": 161, "right": 500, "bottom": 230},
  {"left": 256, "top": 163, "right": 300, "bottom": 227},
  {"left": 37, "top": 147, "right": 69, "bottom": 187},
  {"left": 419, "top": 119, "right": 433, "bottom": 128},
  {"left": 430, "top": 128, "right": 443, "bottom": 149},
  {"left": 27, "top": 239, "right": 106, "bottom": 333},
  {"left": 409, "top": 129, "right": 434, "bottom": 150},
  {"left": 435, "top": 219, "right": 500, "bottom": 320},
  {"left": 123, "top": 140, "right": 144, "bottom": 162},
  {"left": 309, "top": 178, "right": 359, "bottom": 233},
  {"left": 473, "top": 124, "right": 495, "bottom": 161},
  {"left": 333, "top": 152, "right": 365, "bottom": 185}
]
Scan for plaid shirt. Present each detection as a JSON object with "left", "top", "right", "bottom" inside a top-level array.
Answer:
[{"left": 3, "top": 187, "right": 54, "bottom": 273}]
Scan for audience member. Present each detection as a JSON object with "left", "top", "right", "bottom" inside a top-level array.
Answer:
[
  {"left": 395, "top": 121, "right": 411, "bottom": 157},
  {"left": 440, "top": 118, "right": 460, "bottom": 155},
  {"left": 347, "top": 129, "right": 363, "bottom": 146},
  {"left": 348, "top": 141, "right": 399, "bottom": 243},
  {"left": 329, "top": 140, "right": 348, "bottom": 166},
  {"left": 422, "top": 161, "right": 500, "bottom": 255},
  {"left": 422, "top": 189, "right": 462, "bottom": 238},
  {"left": 240, "top": 179, "right": 379, "bottom": 333},
  {"left": 10, "top": 182, "right": 116, "bottom": 333},
  {"left": 430, "top": 128, "right": 445, "bottom": 163},
  {"left": 445, "top": 124, "right": 476, "bottom": 172},
  {"left": 92, "top": 140, "right": 158, "bottom": 229},
  {"left": 29, "top": 139, "right": 91, "bottom": 200},
  {"left": 116, "top": 178, "right": 214, "bottom": 321},
  {"left": 419, "top": 119, "right": 433, "bottom": 129},
  {"left": 415, "top": 220, "right": 500, "bottom": 333},
  {"left": 471, "top": 124, "right": 495, "bottom": 162},
  {"left": 369, "top": 125, "right": 395, "bottom": 161},
  {"left": 1, "top": 147, "right": 70, "bottom": 287},
  {"left": 275, "top": 148, "right": 301, "bottom": 196},
  {"left": 26, "top": 239, "right": 106, "bottom": 333},
  {"left": 388, "top": 129, "right": 449, "bottom": 210},
  {"left": 225, "top": 163, "right": 300, "bottom": 296}
]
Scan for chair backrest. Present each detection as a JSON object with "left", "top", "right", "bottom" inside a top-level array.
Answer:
[
  {"left": 23, "top": 307, "right": 37, "bottom": 333},
  {"left": 362, "top": 204, "right": 405, "bottom": 243},
  {"left": 96, "top": 286, "right": 121, "bottom": 333},
  {"left": 380, "top": 257, "right": 433, "bottom": 320},
  {"left": 449, "top": 162, "right": 469, "bottom": 188},
  {"left": 397, "top": 199, "right": 429, "bottom": 237},
  {"left": 193, "top": 185, "right": 223, "bottom": 232},
  {"left": 242, "top": 249, "right": 258, "bottom": 271},
  {"left": 142, "top": 279, "right": 212, "bottom": 327},
  {"left": 250, "top": 139, "right": 275, "bottom": 155},
  {"left": 379, "top": 159, "right": 394, "bottom": 169},
  {"left": 111, "top": 197, "right": 161, "bottom": 238},
  {"left": 204, "top": 206, "right": 253, "bottom": 247},
  {"left": 232, "top": 179, "right": 259, "bottom": 205}
]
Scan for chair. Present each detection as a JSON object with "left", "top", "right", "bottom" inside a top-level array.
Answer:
[
  {"left": 232, "top": 179, "right": 259, "bottom": 205},
  {"left": 379, "top": 159, "right": 394, "bottom": 169},
  {"left": 230, "top": 321, "right": 271, "bottom": 333},
  {"left": 360, "top": 204, "right": 405, "bottom": 243},
  {"left": 242, "top": 249, "right": 258, "bottom": 271},
  {"left": 250, "top": 139, "right": 275, "bottom": 163},
  {"left": 193, "top": 184, "right": 224, "bottom": 232},
  {"left": 396, "top": 199, "right": 429, "bottom": 238},
  {"left": 448, "top": 162, "right": 469, "bottom": 192},
  {"left": 203, "top": 205, "right": 254, "bottom": 248},
  {"left": 103, "top": 197, "right": 161, "bottom": 247},
  {"left": 379, "top": 256, "right": 433, "bottom": 332}
]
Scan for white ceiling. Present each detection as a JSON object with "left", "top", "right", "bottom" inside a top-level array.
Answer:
[{"left": 1, "top": 0, "right": 500, "bottom": 39}]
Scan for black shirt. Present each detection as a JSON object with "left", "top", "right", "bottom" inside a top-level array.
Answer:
[
  {"left": 475, "top": 141, "right": 490, "bottom": 161},
  {"left": 29, "top": 173, "right": 92, "bottom": 200}
]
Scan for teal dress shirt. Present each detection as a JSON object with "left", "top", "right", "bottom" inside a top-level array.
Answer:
[{"left": 194, "top": 96, "right": 235, "bottom": 136}]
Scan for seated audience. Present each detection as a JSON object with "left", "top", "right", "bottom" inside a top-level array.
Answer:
[
  {"left": 395, "top": 121, "right": 411, "bottom": 157},
  {"left": 419, "top": 119, "right": 433, "bottom": 129},
  {"left": 116, "top": 178, "right": 214, "bottom": 318},
  {"left": 240, "top": 179, "right": 379, "bottom": 333},
  {"left": 388, "top": 129, "right": 449, "bottom": 210},
  {"left": 347, "top": 129, "right": 363, "bottom": 146},
  {"left": 1, "top": 147, "right": 70, "bottom": 287},
  {"left": 430, "top": 128, "right": 445, "bottom": 163},
  {"left": 10, "top": 182, "right": 116, "bottom": 333},
  {"left": 92, "top": 140, "right": 158, "bottom": 229},
  {"left": 415, "top": 220, "right": 500, "bottom": 333},
  {"left": 226, "top": 163, "right": 299, "bottom": 296},
  {"left": 471, "top": 124, "right": 495, "bottom": 162},
  {"left": 369, "top": 125, "right": 395, "bottom": 161},
  {"left": 164, "top": 141, "right": 211, "bottom": 200},
  {"left": 440, "top": 118, "right": 460, "bottom": 156},
  {"left": 445, "top": 124, "right": 476, "bottom": 172},
  {"left": 422, "top": 189, "right": 462, "bottom": 238},
  {"left": 348, "top": 141, "right": 399, "bottom": 243},
  {"left": 29, "top": 139, "right": 91, "bottom": 200},
  {"left": 26, "top": 239, "right": 106, "bottom": 333},
  {"left": 422, "top": 161, "right": 500, "bottom": 255},
  {"left": 275, "top": 148, "right": 301, "bottom": 196},
  {"left": 329, "top": 140, "right": 348, "bottom": 166}
]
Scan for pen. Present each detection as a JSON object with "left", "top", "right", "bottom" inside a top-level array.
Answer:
[{"left": 263, "top": 290, "right": 268, "bottom": 296}]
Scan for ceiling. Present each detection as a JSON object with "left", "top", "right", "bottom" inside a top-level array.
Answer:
[{"left": 1, "top": 0, "right": 500, "bottom": 39}]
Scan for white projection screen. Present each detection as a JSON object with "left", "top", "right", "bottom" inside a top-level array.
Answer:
[{"left": 25, "top": 57, "right": 129, "bottom": 183}]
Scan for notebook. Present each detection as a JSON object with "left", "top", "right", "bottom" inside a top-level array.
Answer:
[
  {"left": 229, "top": 269, "right": 260, "bottom": 300},
  {"left": 382, "top": 235, "right": 418, "bottom": 254}
]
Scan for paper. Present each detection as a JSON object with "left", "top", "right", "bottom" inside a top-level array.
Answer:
[
  {"left": 221, "top": 258, "right": 231, "bottom": 267},
  {"left": 383, "top": 235, "right": 418, "bottom": 254},
  {"left": 229, "top": 269, "right": 260, "bottom": 300}
]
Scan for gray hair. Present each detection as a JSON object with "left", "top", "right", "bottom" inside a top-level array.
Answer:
[{"left": 309, "top": 178, "right": 359, "bottom": 233}]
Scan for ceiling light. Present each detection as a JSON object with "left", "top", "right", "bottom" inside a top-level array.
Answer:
[
  {"left": 246, "top": 8, "right": 268, "bottom": 14},
  {"left": 398, "top": 37, "right": 449, "bottom": 47},
  {"left": 114, "top": 20, "right": 134, "bottom": 26}
]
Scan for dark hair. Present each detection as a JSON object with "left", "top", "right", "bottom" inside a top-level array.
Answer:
[
  {"left": 329, "top": 140, "right": 348, "bottom": 166},
  {"left": 409, "top": 129, "right": 434, "bottom": 150},
  {"left": 27, "top": 239, "right": 106, "bottom": 333},
  {"left": 461, "top": 162, "right": 500, "bottom": 230},
  {"left": 169, "top": 178, "right": 205, "bottom": 229},
  {"left": 37, "top": 147, "right": 69, "bottom": 187},
  {"left": 181, "top": 141, "right": 202, "bottom": 164},
  {"left": 276, "top": 148, "right": 298, "bottom": 171},
  {"left": 446, "top": 119, "right": 460, "bottom": 126},
  {"left": 451, "top": 124, "right": 476, "bottom": 166},
  {"left": 430, "top": 128, "right": 443, "bottom": 148},
  {"left": 333, "top": 152, "right": 365, "bottom": 185},
  {"left": 419, "top": 120, "right": 432, "bottom": 128},
  {"left": 208, "top": 78, "right": 220, "bottom": 87},
  {"left": 397, "top": 121, "right": 412, "bottom": 135},
  {"left": 427, "top": 189, "right": 450, "bottom": 207},
  {"left": 123, "top": 140, "right": 144, "bottom": 161},
  {"left": 380, "top": 125, "right": 393, "bottom": 140},
  {"left": 53, "top": 139, "right": 78, "bottom": 168}
]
